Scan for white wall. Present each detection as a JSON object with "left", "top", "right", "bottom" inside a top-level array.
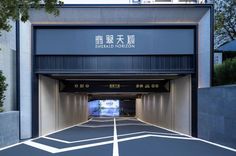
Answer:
[
  {"left": 39, "top": 75, "right": 88, "bottom": 136},
  {"left": 198, "top": 10, "right": 211, "bottom": 88},
  {"left": 136, "top": 75, "right": 192, "bottom": 135},
  {"left": 0, "top": 21, "right": 16, "bottom": 111},
  {"left": 19, "top": 20, "right": 32, "bottom": 139},
  {"left": 58, "top": 93, "right": 88, "bottom": 130},
  {"left": 136, "top": 93, "right": 173, "bottom": 129},
  {"left": 39, "top": 75, "right": 58, "bottom": 135},
  {"left": 172, "top": 75, "right": 192, "bottom": 134}
]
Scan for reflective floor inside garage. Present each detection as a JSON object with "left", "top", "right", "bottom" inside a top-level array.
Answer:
[{"left": 1, "top": 117, "right": 236, "bottom": 156}]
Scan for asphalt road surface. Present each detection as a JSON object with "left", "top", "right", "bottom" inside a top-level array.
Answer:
[{"left": 0, "top": 117, "right": 236, "bottom": 156}]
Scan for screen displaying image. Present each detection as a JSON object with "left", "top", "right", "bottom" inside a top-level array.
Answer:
[
  {"left": 88, "top": 100, "right": 120, "bottom": 117},
  {"left": 100, "top": 100, "right": 119, "bottom": 109},
  {"left": 88, "top": 100, "right": 100, "bottom": 116},
  {"left": 99, "top": 100, "right": 120, "bottom": 116}
]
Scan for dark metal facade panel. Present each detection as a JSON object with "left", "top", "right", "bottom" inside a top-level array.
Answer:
[
  {"left": 35, "top": 28, "right": 195, "bottom": 55},
  {"left": 35, "top": 55, "right": 194, "bottom": 73},
  {"left": 59, "top": 80, "right": 170, "bottom": 93}
]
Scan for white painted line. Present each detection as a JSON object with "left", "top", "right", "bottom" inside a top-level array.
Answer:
[
  {"left": 78, "top": 123, "right": 147, "bottom": 128},
  {"left": 80, "top": 125, "right": 110, "bottom": 128},
  {"left": 195, "top": 139, "right": 236, "bottom": 153},
  {"left": 0, "top": 142, "right": 25, "bottom": 151},
  {"left": 118, "top": 134, "right": 151, "bottom": 142},
  {"left": 58, "top": 140, "right": 113, "bottom": 153},
  {"left": 2, "top": 117, "right": 236, "bottom": 154},
  {"left": 91, "top": 117, "right": 138, "bottom": 122},
  {"left": 117, "top": 134, "right": 197, "bottom": 143},
  {"left": 42, "top": 135, "right": 114, "bottom": 144},
  {"left": 42, "top": 131, "right": 180, "bottom": 144},
  {"left": 24, "top": 140, "right": 114, "bottom": 153},
  {"left": 22, "top": 134, "right": 236, "bottom": 153},
  {"left": 25, "top": 133, "right": 235, "bottom": 154},
  {"left": 92, "top": 117, "right": 113, "bottom": 119},
  {"left": 0, "top": 119, "right": 92, "bottom": 151},
  {"left": 113, "top": 118, "right": 119, "bottom": 156},
  {"left": 91, "top": 120, "right": 114, "bottom": 122},
  {"left": 137, "top": 118, "right": 192, "bottom": 138},
  {"left": 137, "top": 118, "right": 236, "bottom": 152},
  {"left": 25, "top": 134, "right": 195, "bottom": 154},
  {"left": 150, "top": 134, "right": 197, "bottom": 140},
  {"left": 24, "top": 141, "right": 59, "bottom": 153},
  {"left": 46, "top": 119, "right": 93, "bottom": 136},
  {"left": 26, "top": 134, "right": 193, "bottom": 153},
  {"left": 118, "top": 131, "right": 184, "bottom": 138}
]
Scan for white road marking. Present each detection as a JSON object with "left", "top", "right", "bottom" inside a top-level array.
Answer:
[
  {"left": 42, "top": 131, "right": 181, "bottom": 144},
  {"left": 24, "top": 134, "right": 196, "bottom": 154},
  {"left": 78, "top": 123, "right": 147, "bottom": 128},
  {"left": 2, "top": 118, "right": 236, "bottom": 153},
  {"left": 118, "top": 131, "right": 184, "bottom": 138},
  {"left": 58, "top": 140, "right": 113, "bottom": 153},
  {"left": 91, "top": 117, "right": 138, "bottom": 122},
  {"left": 113, "top": 118, "right": 119, "bottom": 156},
  {"left": 0, "top": 119, "right": 92, "bottom": 151},
  {"left": 195, "top": 139, "right": 236, "bottom": 153},
  {"left": 137, "top": 118, "right": 236, "bottom": 152},
  {"left": 24, "top": 141, "right": 59, "bottom": 153},
  {"left": 137, "top": 118, "right": 192, "bottom": 138},
  {"left": 47, "top": 119, "right": 93, "bottom": 136},
  {"left": 118, "top": 134, "right": 197, "bottom": 143},
  {"left": 42, "top": 135, "right": 114, "bottom": 144},
  {"left": 0, "top": 142, "right": 25, "bottom": 151},
  {"left": 92, "top": 117, "right": 113, "bottom": 119},
  {"left": 24, "top": 140, "right": 114, "bottom": 153}
]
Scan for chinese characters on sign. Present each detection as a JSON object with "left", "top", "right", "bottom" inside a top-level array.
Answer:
[
  {"left": 73, "top": 83, "right": 160, "bottom": 90},
  {"left": 74, "top": 83, "right": 90, "bottom": 89},
  {"left": 109, "top": 84, "right": 121, "bottom": 89},
  {"left": 136, "top": 84, "right": 159, "bottom": 89},
  {"left": 59, "top": 81, "right": 170, "bottom": 92},
  {"left": 95, "top": 34, "right": 135, "bottom": 49}
]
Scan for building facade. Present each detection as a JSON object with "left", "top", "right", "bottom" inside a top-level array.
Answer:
[
  {"left": 0, "top": 21, "right": 17, "bottom": 112},
  {"left": 17, "top": 4, "right": 213, "bottom": 139}
]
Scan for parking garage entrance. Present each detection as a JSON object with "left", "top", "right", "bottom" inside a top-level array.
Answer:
[
  {"left": 60, "top": 79, "right": 170, "bottom": 117},
  {"left": 34, "top": 26, "right": 197, "bottom": 137},
  {"left": 38, "top": 74, "right": 193, "bottom": 136}
]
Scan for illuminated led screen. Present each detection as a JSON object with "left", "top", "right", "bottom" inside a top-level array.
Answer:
[{"left": 89, "top": 100, "right": 120, "bottom": 117}]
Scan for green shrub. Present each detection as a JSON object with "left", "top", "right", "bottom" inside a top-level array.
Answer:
[
  {"left": 214, "top": 58, "right": 236, "bottom": 86},
  {"left": 0, "top": 71, "right": 8, "bottom": 112}
]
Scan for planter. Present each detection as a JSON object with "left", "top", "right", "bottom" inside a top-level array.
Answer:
[{"left": 0, "top": 111, "right": 19, "bottom": 148}]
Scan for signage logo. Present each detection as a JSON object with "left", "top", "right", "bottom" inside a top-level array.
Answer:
[{"left": 95, "top": 34, "right": 135, "bottom": 49}]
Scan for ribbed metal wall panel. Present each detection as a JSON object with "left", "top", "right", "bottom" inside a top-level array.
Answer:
[{"left": 35, "top": 55, "right": 194, "bottom": 73}]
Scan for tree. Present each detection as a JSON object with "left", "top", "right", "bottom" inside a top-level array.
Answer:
[
  {"left": 214, "top": 0, "right": 236, "bottom": 48},
  {"left": 0, "top": 71, "right": 8, "bottom": 112},
  {"left": 214, "top": 58, "right": 236, "bottom": 86},
  {"left": 0, "top": 0, "right": 63, "bottom": 35}
]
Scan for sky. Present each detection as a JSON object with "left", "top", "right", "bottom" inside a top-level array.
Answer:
[{"left": 63, "top": 0, "right": 130, "bottom": 4}]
